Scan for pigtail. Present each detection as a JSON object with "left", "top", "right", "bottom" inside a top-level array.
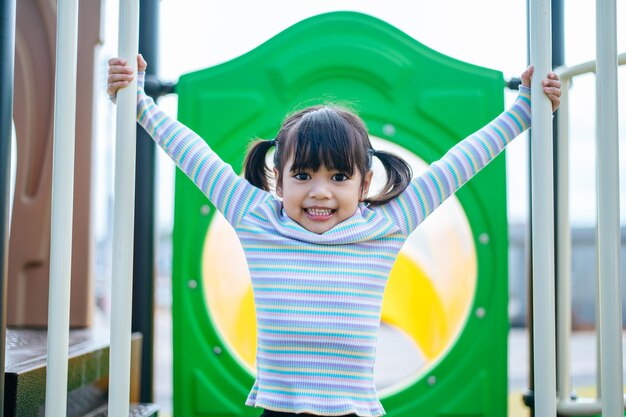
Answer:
[
  {"left": 367, "top": 150, "right": 413, "bottom": 206},
  {"left": 244, "top": 139, "right": 276, "bottom": 191}
]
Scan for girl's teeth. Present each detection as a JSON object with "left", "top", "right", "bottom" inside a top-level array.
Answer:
[{"left": 308, "top": 208, "right": 332, "bottom": 216}]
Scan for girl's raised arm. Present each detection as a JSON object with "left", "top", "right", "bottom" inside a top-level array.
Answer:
[
  {"left": 379, "top": 68, "right": 561, "bottom": 236},
  {"left": 108, "top": 56, "right": 270, "bottom": 227}
]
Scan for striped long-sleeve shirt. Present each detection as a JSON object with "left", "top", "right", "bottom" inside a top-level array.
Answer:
[{"left": 135, "top": 72, "right": 531, "bottom": 416}]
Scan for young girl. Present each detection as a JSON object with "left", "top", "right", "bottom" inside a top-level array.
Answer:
[{"left": 108, "top": 55, "right": 560, "bottom": 417}]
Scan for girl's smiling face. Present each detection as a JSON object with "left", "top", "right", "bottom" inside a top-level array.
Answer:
[
  {"left": 275, "top": 159, "right": 373, "bottom": 234},
  {"left": 267, "top": 105, "right": 375, "bottom": 233}
]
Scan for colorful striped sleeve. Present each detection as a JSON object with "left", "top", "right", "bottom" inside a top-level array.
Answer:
[
  {"left": 379, "top": 86, "right": 532, "bottom": 236},
  {"left": 134, "top": 72, "right": 270, "bottom": 227}
]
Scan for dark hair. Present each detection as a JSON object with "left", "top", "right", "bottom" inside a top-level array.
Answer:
[{"left": 243, "top": 105, "right": 412, "bottom": 206}]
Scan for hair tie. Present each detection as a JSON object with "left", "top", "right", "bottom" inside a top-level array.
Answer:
[
  {"left": 366, "top": 148, "right": 376, "bottom": 168},
  {"left": 269, "top": 138, "right": 277, "bottom": 146}
]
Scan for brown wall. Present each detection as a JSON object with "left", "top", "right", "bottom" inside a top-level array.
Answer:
[{"left": 8, "top": 0, "right": 102, "bottom": 328}]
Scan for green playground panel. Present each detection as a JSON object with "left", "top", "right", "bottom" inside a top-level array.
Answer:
[{"left": 173, "top": 11, "right": 508, "bottom": 417}]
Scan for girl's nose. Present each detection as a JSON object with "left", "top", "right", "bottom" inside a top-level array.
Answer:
[{"left": 309, "top": 182, "right": 332, "bottom": 199}]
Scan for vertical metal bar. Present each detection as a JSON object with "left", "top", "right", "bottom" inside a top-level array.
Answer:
[
  {"left": 132, "top": 0, "right": 159, "bottom": 402},
  {"left": 555, "top": 78, "right": 571, "bottom": 404},
  {"left": 44, "top": 0, "right": 80, "bottom": 416},
  {"left": 520, "top": 10, "right": 541, "bottom": 413},
  {"left": 109, "top": 0, "right": 139, "bottom": 415},
  {"left": 0, "top": 1, "right": 17, "bottom": 416},
  {"left": 524, "top": 4, "right": 536, "bottom": 416},
  {"left": 551, "top": 0, "right": 565, "bottom": 70},
  {"left": 529, "top": 0, "right": 556, "bottom": 416},
  {"left": 551, "top": 0, "right": 567, "bottom": 405},
  {"left": 596, "top": 0, "right": 623, "bottom": 415}
]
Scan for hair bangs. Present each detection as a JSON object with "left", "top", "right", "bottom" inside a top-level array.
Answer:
[{"left": 287, "top": 108, "right": 363, "bottom": 176}]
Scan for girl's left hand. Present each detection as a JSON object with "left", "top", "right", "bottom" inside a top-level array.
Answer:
[{"left": 520, "top": 65, "right": 562, "bottom": 112}]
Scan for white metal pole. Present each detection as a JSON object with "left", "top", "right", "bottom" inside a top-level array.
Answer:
[
  {"left": 108, "top": 1, "right": 139, "bottom": 415},
  {"left": 596, "top": 0, "right": 623, "bottom": 416},
  {"left": 555, "top": 79, "right": 571, "bottom": 405},
  {"left": 529, "top": 0, "right": 556, "bottom": 416},
  {"left": 553, "top": 54, "right": 626, "bottom": 416},
  {"left": 44, "top": 0, "right": 80, "bottom": 416}
]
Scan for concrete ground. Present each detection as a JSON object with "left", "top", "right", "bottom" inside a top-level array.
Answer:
[{"left": 153, "top": 306, "right": 626, "bottom": 417}]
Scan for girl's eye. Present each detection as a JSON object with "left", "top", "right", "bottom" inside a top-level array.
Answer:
[
  {"left": 293, "top": 173, "right": 310, "bottom": 181},
  {"left": 332, "top": 173, "right": 349, "bottom": 182}
]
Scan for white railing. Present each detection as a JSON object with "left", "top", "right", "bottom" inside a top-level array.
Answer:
[
  {"left": 108, "top": 1, "right": 139, "bottom": 416},
  {"left": 45, "top": 1, "right": 139, "bottom": 415},
  {"left": 554, "top": 51, "right": 626, "bottom": 416},
  {"left": 594, "top": 1, "right": 623, "bottom": 413},
  {"left": 529, "top": 1, "right": 557, "bottom": 416},
  {"left": 45, "top": 0, "right": 79, "bottom": 415},
  {"left": 532, "top": 0, "right": 624, "bottom": 413}
]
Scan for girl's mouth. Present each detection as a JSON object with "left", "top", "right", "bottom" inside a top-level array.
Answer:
[{"left": 304, "top": 208, "right": 336, "bottom": 220}]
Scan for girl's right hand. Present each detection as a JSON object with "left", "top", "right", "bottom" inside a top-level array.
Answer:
[{"left": 107, "top": 54, "right": 147, "bottom": 100}]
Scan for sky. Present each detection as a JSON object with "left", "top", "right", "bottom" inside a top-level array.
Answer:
[{"left": 94, "top": 0, "right": 626, "bottom": 238}]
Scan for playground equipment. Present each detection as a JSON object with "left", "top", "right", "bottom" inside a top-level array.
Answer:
[
  {"left": 108, "top": 2, "right": 140, "bottom": 417},
  {"left": 3, "top": 0, "right": 101, "bottom": 332},
  {"left": 551, "top": 53, "right": 626, "bottom": 416},
  {"left": 528, "top": 1, "right": 558, "bottom": 415},
  {"left": 44, "top": 0, "right": 141, "bottom": 416},
  {"left": 173, "top": 11, "right": 510, "bottom": 417},
  {"left": 0, "top": 1, "right": 14, "bottom": 414},
  {"left": 529, "top": 0, "right": 624, "bottom": 416},
  {"left": 45, "top": 0, "right": 81, "bottom": 415}
]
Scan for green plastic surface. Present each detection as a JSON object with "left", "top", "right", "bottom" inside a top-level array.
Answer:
[{"left": 173, "top": 11, "right": 508, "bottom": 417}]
